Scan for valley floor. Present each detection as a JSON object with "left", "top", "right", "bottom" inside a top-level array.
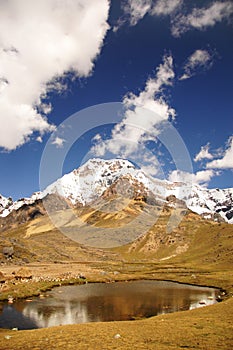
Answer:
[{"left": 0, "top": 261, "right": 232, "bottom": 350}]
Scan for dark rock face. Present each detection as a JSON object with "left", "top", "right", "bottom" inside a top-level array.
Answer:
[
  {"left": 101, "top": 176, "right": 148, "bottom": 200},
  {"left": 166, "top": 195, "right": 187, "bottom": 209},
  {"left": 42, "top": 193, "right": 71, "bottom": 212},
  {"left": 101, "top": 175, "right": 165, "bottom": 207},
  {"left": 226, "top": 210, "right": 233, "bottom": 220},
  {"left": 2, "top": 246, "right": 14, "bottom": 258},
  {"left": 0, "top": 193, "right": 71, "bottom": 232}
]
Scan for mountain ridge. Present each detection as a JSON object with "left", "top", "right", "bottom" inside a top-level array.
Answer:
[{"left": 0, "top": 158, "right": 232, "bottom": 224}]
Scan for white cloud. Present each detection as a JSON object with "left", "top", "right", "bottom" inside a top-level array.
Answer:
[
  {"left": 206, "top": 136, "right": 233, "bottom": 169},
  {"left": 117, "top": 1, "right": 233, "bottom": 37},
  {"left": 194, "top": 169, "right": 217, "bottom": 185},
  {"left": 51, "top": 137, "right": 66, "bottom": 148},
  {"left": 169, "top": 170, "right": 189, "bottom": 183},
  {"left": 151, "top": 0, "right": 183, "bottom": 16},
  {"left": 92, "top": 55, "right": 175, "bottom": 159},
  {"left": 117, "top": 0, "right": 182, "bottom": 29},
  {"left": 140, "top": 163, "right": 159, "bottom": 177},
  {"left": 180, "top": 49, "right": 213, "bottom": 80},
  {"left": 172, "top": 1, "right": 233, "bottom": 37},
  {"left": 194, "top": 143, "right": 213, "bottom": 162},
  {"left": 0, "top": 0, "right": 110, "bottom": 150},
  {"left": 122, "top": 0, "right": 152, "bottom": 26},
  {"left": 36, "top": 136, "right": 43, "bottom": 143},
  {"left": 169, "top": 169, "right": 216, "bottom": 186}
]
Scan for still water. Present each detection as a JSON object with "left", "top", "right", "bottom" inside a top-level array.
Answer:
[{"left": 0, "top": 280, "right": 218, "bottom": 330}]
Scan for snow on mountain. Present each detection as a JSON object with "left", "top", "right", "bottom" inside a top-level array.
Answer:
[
  {"left": 0, "top": 192, "right": 43, "bottom": 218},
  {"left": 184, "top": 185, "right": 233, "bottom": 223},
  {"left": 0, "top": 194, "right": 13, "bottom": 216},
  {"left": 43, "top": 158, "right": 138, "bottom": 204},
  {"left": 0, "top": 158, "right": 232, "bottom": 224}
]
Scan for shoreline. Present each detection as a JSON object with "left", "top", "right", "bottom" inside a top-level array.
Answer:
[{"left": 0, "top": 261, "right": 228, "bottom": 302}]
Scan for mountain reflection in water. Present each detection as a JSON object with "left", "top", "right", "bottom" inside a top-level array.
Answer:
[{"left": 0, "top": 280, "right": 218, "bottom": 330}]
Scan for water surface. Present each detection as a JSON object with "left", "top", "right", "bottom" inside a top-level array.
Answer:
[{"left": 0, "top": 280, "right": 218, "bottom": 329}]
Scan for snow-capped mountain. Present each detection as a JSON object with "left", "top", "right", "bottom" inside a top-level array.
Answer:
[
  {"left": 43, "top": 158, "right": 169, "bottom": 205},
  {"left": 0, "top": 158, "right": 232, "bottom": 223}
]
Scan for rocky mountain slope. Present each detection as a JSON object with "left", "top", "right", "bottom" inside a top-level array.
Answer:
[{"left": 0, "top": 158, "right": 232, "bottom": 224}]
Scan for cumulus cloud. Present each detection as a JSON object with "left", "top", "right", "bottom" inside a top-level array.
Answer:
[
  {"left": 206, "top": 136, "right": 233, "bottom": 169},
  {"left": 92, "top": 55, "right": 175, "bottom": 163},
  {"left": 180, "top": 49, "right": 213, "bottom": 80},
  {"left": 172, "top": 1, "right": 233, "bottom": 37},
  {"left": 0, "top": 0, "right": 110, "bottom": 150},
  {"left": 194, "top": 143, "right": 213, "bottom": 162},
  {"left": 151, "top": 0, "right": 183, "bottom": 16},
  {"left": 169, "top": 169, "right": 216, "bottom": 186}
]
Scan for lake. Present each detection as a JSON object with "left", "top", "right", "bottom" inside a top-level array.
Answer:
[{"left": 0, "top": 280, "right": 219, "bottom": 330}]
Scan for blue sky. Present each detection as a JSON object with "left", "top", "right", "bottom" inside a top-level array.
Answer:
[{"left": 0, "top": 0, "right": 232, "bottom": 200}]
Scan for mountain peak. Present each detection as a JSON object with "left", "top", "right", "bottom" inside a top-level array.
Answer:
[
  {"left": 0, "top": 158, "right": 232, "bottom": 224},
  {"left": 44, "top": 158, "right": 140, "bottom": 205},
  {"left": 77, "top": 158, "right": 136, "bottom": 171}
]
